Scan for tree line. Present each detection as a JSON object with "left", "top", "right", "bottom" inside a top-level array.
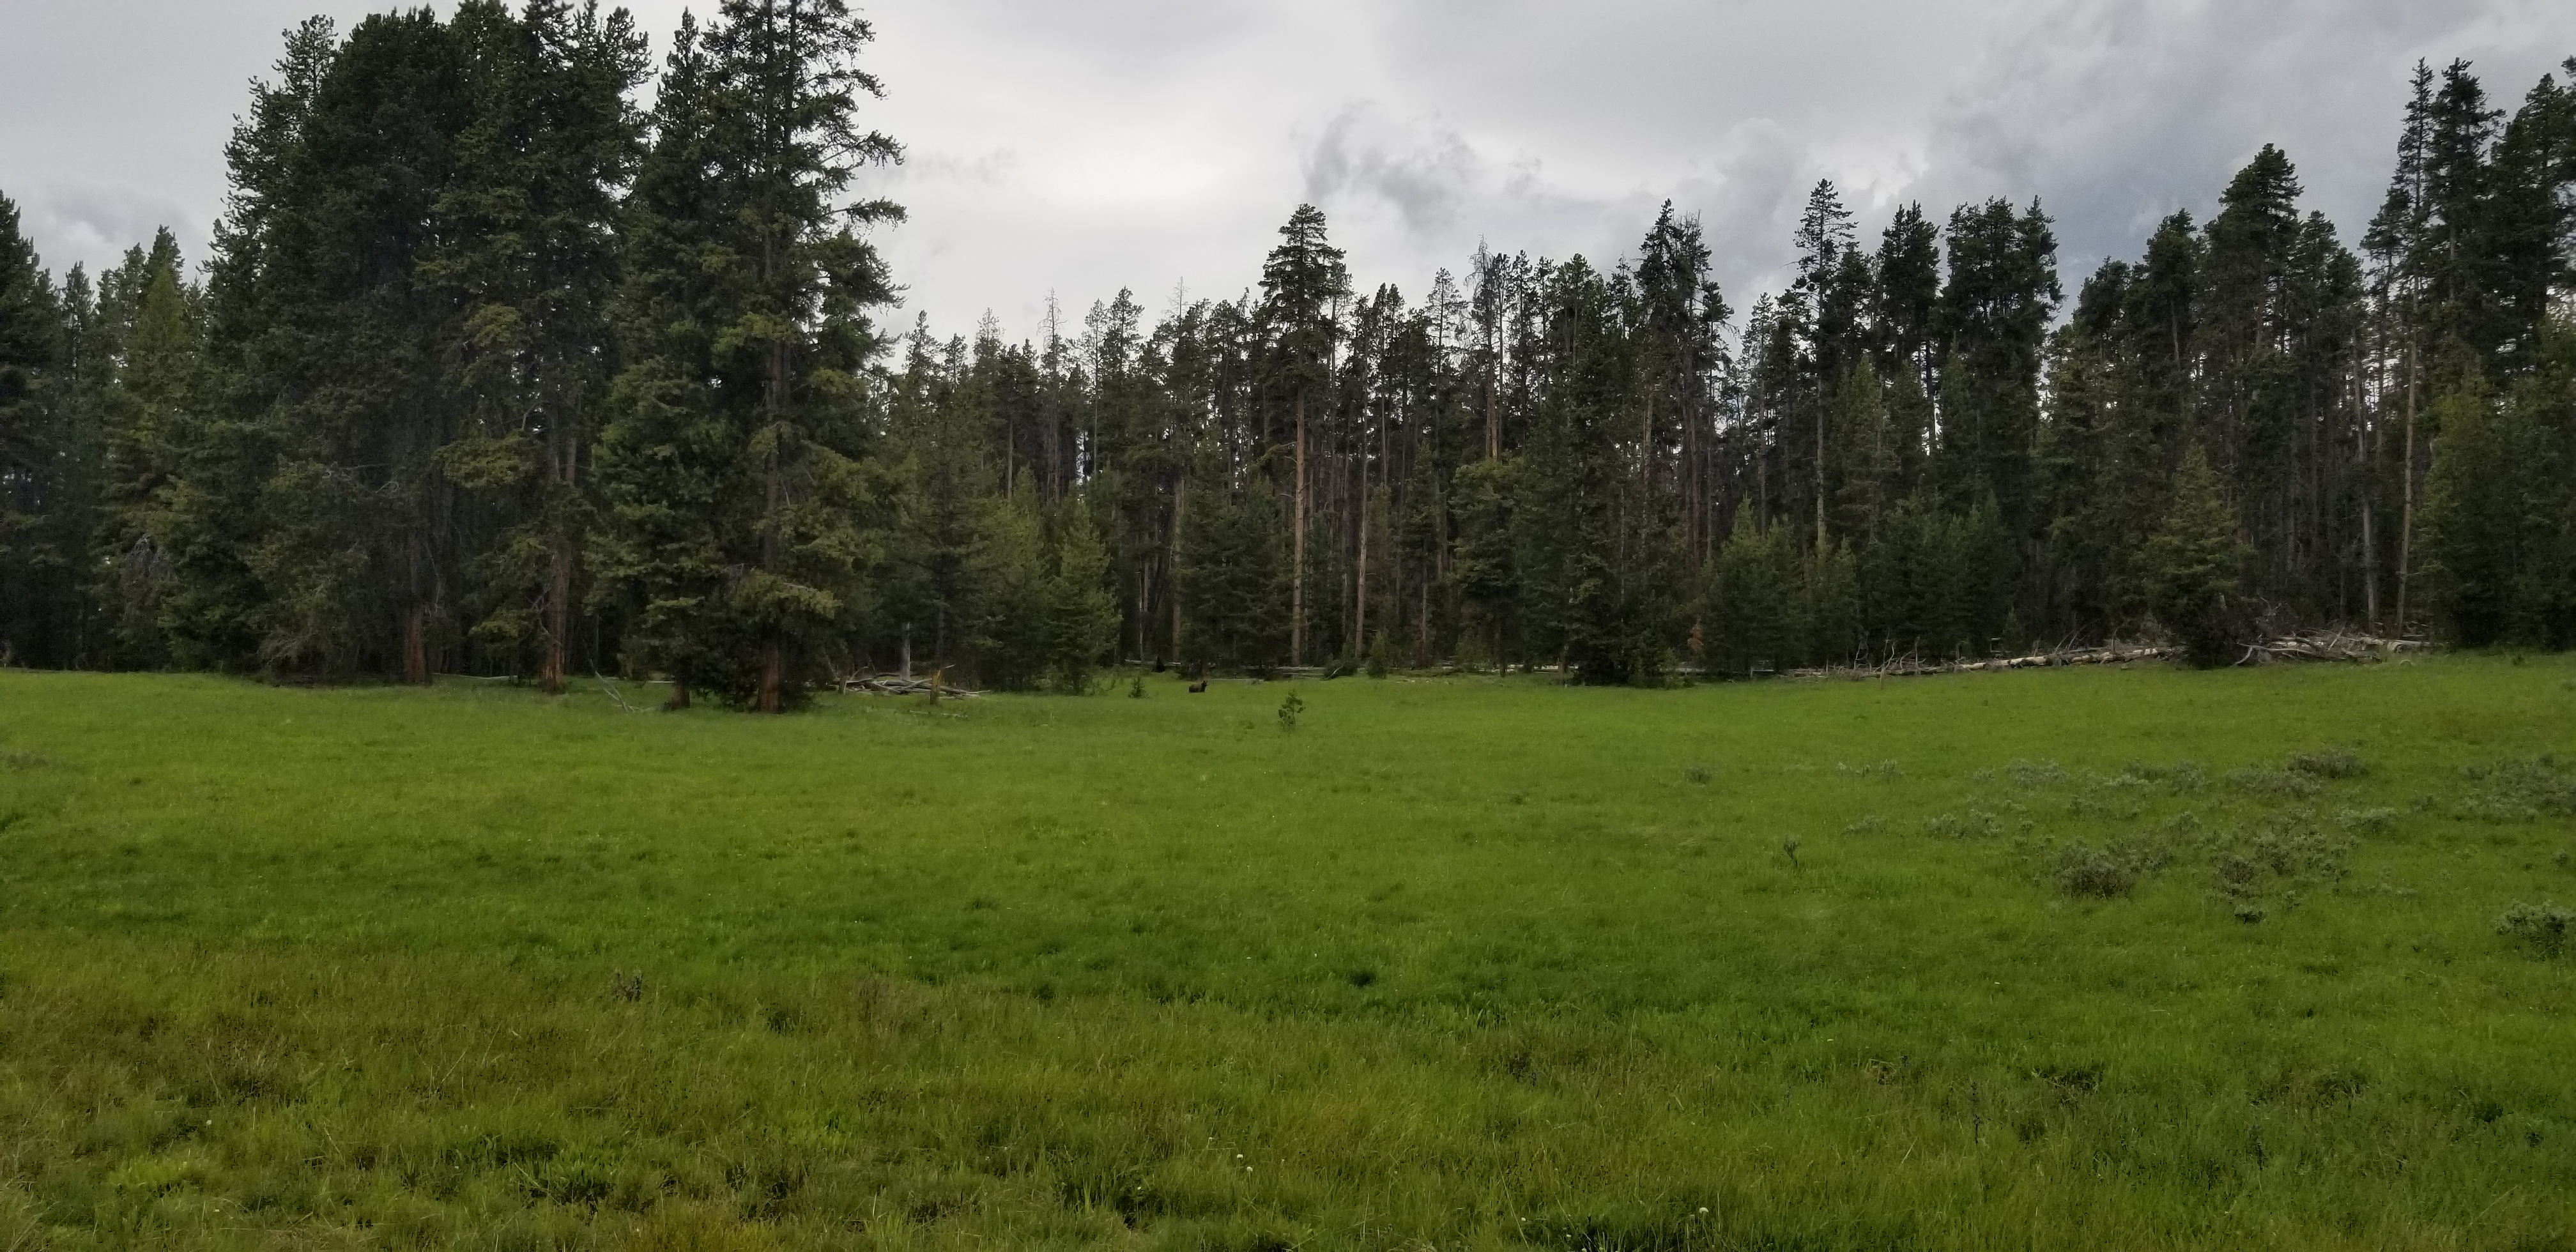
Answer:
[{"left": 1, "top": 5, "right": 2571, "bottom": 704}]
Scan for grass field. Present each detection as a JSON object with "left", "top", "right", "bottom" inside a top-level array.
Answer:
[{"left": 2, "top": 657, "right": 2573, "bottom": 1250}]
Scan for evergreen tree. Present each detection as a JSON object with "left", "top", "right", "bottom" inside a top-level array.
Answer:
[
  {"left": 1255, "top": 205, "right": 1349, "bottom": 666},
  {"left": 88, "top": 234, "right": 201, "bottom": 670},
  {"left": 0, "top": 192, "right": 70, "bottom": 667},
  {"left": 1935, "top": 198, "right": 2060, "bottom": 537},
  {"left": 1632, "top": 203, "right": 1729, "bottom": 564},
  {"left": 431, "top": 0, "right": 647, "bottom": 691},
  {"left": 1178, "top": 473, "right": 1287, "bottom": 674},
  {"left": 594, "top": 0, "right": 901, "bottom": 710},
  {"left": 2419, "top": 324, "right": 2576, "bottom": 646},
  {"left": 1043, "top": 495, "right": 1119, "bottom": 691},
  {"left": 243, "top": 10, "right": 473, "bottom": 681},
  {"left": 1873, "top": 204, "right": 1941, "bottom": 399},
  {"left": 1445, "top": 455, "right": 1515, "bottom": 669},
  {"left": 2142, "top": 446, "right": 2252, "bottom": 666},
  {"left": 1706, "top": 512, "right": 1804, "bottom": 676},
  {"left": 965, "top": 484, "right": 1051, "bottom": 689}
]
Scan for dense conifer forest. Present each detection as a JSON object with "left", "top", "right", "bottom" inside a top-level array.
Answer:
[{"left": 1, "top": 1, "right": 2572, "bottom": 705}]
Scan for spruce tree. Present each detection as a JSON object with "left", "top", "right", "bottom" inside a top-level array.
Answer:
[
  {"left": 1873, "top": 204, "right": 1940, "bottom": 399},
  {"left": 1445, "top": 456, "right": 1516, "bottom": 669},
  {"left": 1935, "top": 198, "right": 2060, "bottom": 535},
  {"left": 594, "top": 0, "right": 901, "bottom": 711},
  {"left": 1178, "top": 474, "right": 1287, "bottom": 675},
  {"left": 2142, "top": 446, "right": 2252, "bottom": 667},
  {"left": 965, "top": 485, "right": 1050, "bottom": 689},
  {"left": 1255, "top": 205, "right": 1349, "bottom": 667},
  {"left": 1043, "top": 495, "right": 1119, "bottom": 691},
  {"left": 0, "top": 192, "right": 70, "bottom": 666},
  {"left": 2420, "top": 326, "right": 2576, "bottom": 646},
  {"left": 1632, "top": 203, "right": 1729, "bottom": 563},
  {"left": 431, "top": 0, "right": 646, "bottom": 692},
  {"left": 1706, "top": 512, "right": 1804, "bottom": 676},
  {"left": 89, "top": 236, "right": 200, "bottom": 670}
]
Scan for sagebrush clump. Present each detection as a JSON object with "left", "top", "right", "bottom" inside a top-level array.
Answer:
[
  {"left": 2458, "top": 756, "right": 2576, "bottom": 821},
  {"left": 2057, "top": 844, "right": 2139, "bottom": 897},
  {"left": 2495, "top": 902, "right": 2572, "bottom": 957},
  {"left": 2212, "top": 813, "right": 2356, "bottom": 905},
  {"left": 2286, "top": 747, "right": 2368, "bottom": 779},
  {"left": 2054, "top": 835, "right": 2171, "bottom": 899}
]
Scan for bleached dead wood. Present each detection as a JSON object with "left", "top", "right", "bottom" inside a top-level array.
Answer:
[
  {"left": 593, "top": 671, "right": 642, "bottom": 713},
  {"left": 1782, "top": 634, "right": 2427, "bottom": 682},
  {"left": 2238, "top": 631, "right": 2430, "bottom": 666},
  {"left": 836, "top": 672, "right": 984, "bottom": 698},
  {"left": 1782, "top": 641, "right": 2180, "bottom": 681}
]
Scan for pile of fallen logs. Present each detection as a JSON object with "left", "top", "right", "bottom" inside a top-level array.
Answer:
[
  {"left": 1782, "top": 633, "right": 2426, "bottom": 682},
  {"left": 836, "top": 672, "right": 984, "bottom": 698},
  {"left": 2238, "top": 631, "right": 2432, "bottom": 665},
  {"left": 1784, "top": 643, "right": 2170, "bottom": 681}
]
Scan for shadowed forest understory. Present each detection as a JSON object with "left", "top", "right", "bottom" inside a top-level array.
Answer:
[{"left": 2, "top": 1, "right": 2573, "bottom": 705}]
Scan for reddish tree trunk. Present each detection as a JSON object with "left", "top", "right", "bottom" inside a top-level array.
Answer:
[
  {"left": 1169, "top": 475, "right": 1185, "bottom": 658},
  {"left": 404, "top": 609, "right": 429, "bottom": 685},
  {"left": 758, "top": 643, "right": 785, "bottom": 714},
  {"left": 540, "top": 545, "right": 570, "bottom": 695},
  {"left": 1292, "top": 390, "right": 1307, "bottom": 666}
]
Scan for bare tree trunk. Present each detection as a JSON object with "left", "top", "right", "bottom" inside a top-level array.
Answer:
[
  {"left": 666, "top": 677, "right": 690, "bottom": 712},
  {"left": 1814, "top": 392, "right": 1827, "bottom": 556},
  {"left": 762, "top": 302, "right": 787, "bottom": 712},
  {"left": 1683, "top": 391, "right": 1701, "bottom": 567},
  {"left": 2358, "top": 363, "right": 2379, "bottom": 629},
  {"left": 1169, "top": 475, "right": 1185, "bottom": 658},
  {"left": 2397, "top": 340, "right": 2418, "bottom": 632},
  {"left": 758, "top": 642, "right": 785, "bottom": 714},
  {"left": 537, "top": 399, "right": 571, "bottom": 693},
  {"left": 404, "top": 608, "right": 428, "bottom": 685},
  {"left": 1641, "top": 392, "right": 1655, "bottom": 505},
  {"left": 1354, "top": 441, "right": 1369, "bottom": 655},
  {"left": 1485, "top": 360, "right": 1499, "bottom": 460},
  {"left": 541, "top": 544, "right": 571, "bottom": 694},
  {"left": 1415, "top": 569, "right": 1430, "bottom": 669},
  {"left": 1292, "top": 389, "right": 1308, "bottom": 666}
]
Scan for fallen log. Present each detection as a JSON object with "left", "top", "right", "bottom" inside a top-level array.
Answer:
[
  {"left": 836, "top": 673, "right": 985, "bottom": 698},
  {"left": 2239, "top": 632, "right": 2430, "bottom": 666},
  {"left": 1781, "top": 634, "right": 2426, "bottom": 683}
]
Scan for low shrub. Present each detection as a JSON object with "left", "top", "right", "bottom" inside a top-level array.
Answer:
[
  {"left": 2007, "top": 760, "right": 2067, "bottom": 790},
  {"left": 2117, "top": 760, "right": 2206, "bottom": 793},
  {"left": 2458, "top": 756, "right": 2576, "bottom": 821},
  {"left": 2229, "top": 767, "right": 2323, "bottom": 798},
  {"left": 2286, "top": 748, "right": 2367, "bottom": 779},
  {"left": 2496, "top": 901, "right": 2572, "bottom": 957},
  {"left": 2212, "top": 814, "right": 2355, "bottom": 903},
  {"left": 2056, "top": 844, "right": 2137, "bottom": 897},
  {"left": 1925, "top": 811, "right": 2004, "bottom": 840}
]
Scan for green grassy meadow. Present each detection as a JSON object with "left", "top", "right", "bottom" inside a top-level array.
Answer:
[{"left": 2, "top": 657, "right": 2573, "bottom": 1249}]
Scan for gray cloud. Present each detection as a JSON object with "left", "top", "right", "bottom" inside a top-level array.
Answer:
[
  {"left": 18, "top": 185, "right": 199, "bottom": 279},
  {"left": 4, "top": 0, "right": 2571, "bottom": 337},
  {"left": 1913, "top": 0, "right": 2576, "bottom": 280},
  {"left": 1301, "top": 105, "right": 1482, "bottom": 240}
]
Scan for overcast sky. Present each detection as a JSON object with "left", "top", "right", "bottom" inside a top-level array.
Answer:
[{"left": 6, "top": 0, "right": 2573, "bottom": 341}]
